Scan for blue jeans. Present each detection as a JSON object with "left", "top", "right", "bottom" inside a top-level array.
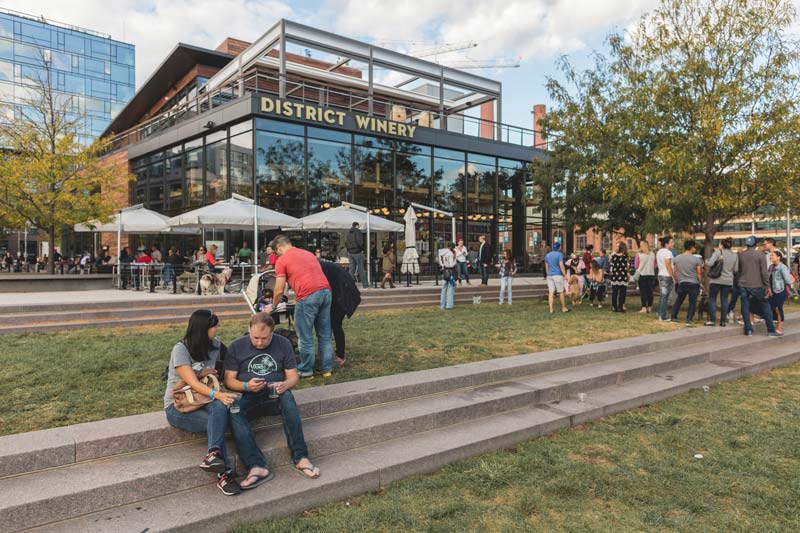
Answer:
[
  {"left": 657, "top": 276, "right": 673, "bottom": 320},
  {"left": 769, "top": 290, "right": 787, "bottom": 322},
  {"left": 165, "top": 402, "right": 232, "bottom": 469},
  {"left": 229, "top": 390, "right": 309, "bottom": 469},
  {"left": 480, "top": 263, "right": 489, "bottom": 284},
  {"left": 728, "top": 285, "right": 740, "bottom": 315},
  {"left": 740, "top": 286, "right": 776, "bottom": 334},
  {"left": 499, "top": 276, "right": 513, "bottom": 304},
  {"left": 295, "top": 288, "right": 333, "bottom": 375},
  {"left": 708, "top": 283, "right": 731, "bottom": 324},
  {"left": 456, "top": 261, "right": 469, "bottom": 283},
  {"left": 440, "top": 275, "right": 455, "bottom": 309},
  {"left": 671, "top": 282, "right": 700, "bottom": 323},
  {"left": 349, "top": 252, "right": 368, "bottom": 288}
]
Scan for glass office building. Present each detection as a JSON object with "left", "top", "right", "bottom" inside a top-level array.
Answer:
[
  {"left": 101, "top": 21, "right": 546, "bottom": 268},
  {"left": 0, "top": 8, "right": 135, "bottom": 145}
]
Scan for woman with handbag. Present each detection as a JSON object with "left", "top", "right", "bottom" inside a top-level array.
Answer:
[
  {"left": 609, "top": 242, "right": 630, "bottom": 312},
  {"left": 164, "top": 309, "right": 241, "bottom": 495},
  {"left": 768, "top": 250, "right": 792, "bottom": 334},
  {"left": 633, "top": 240, "right": 656, "bottom": 313},
  {"left": 705, "top": 238, "right": 738, "bottom": 327}
]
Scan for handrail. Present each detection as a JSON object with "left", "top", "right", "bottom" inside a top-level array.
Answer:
[{"left": 103, "top": 70, "right": 541, "bottom": 155}]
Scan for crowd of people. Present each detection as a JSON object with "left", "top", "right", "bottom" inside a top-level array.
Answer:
[{"left": 539, "top": 236, "right": 793, "bottom": 337}]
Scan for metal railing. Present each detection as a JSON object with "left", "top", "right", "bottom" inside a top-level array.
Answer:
[{"left": 105, "top": 70, "right": 539, "bottom": 154}]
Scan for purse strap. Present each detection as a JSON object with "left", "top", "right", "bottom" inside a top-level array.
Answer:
[{"left": 184, "top": 373, "right": 220, "bottom": 405}]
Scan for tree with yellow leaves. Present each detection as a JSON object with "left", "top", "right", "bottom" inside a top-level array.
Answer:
[{"left": 0, "top": 53, "right": 130, "bottom": 273}]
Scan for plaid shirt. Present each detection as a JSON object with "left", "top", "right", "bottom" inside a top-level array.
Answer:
[{"left": 498, "top": 260, "right": 517, "bottom": 278}]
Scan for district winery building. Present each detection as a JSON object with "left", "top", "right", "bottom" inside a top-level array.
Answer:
[{"left": 99, "top": 20, "right": 549, "bottom": 268}]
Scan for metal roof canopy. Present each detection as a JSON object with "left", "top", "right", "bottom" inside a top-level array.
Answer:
[{"left": 203, "top": 20, "right": 503, "bottom": 136}]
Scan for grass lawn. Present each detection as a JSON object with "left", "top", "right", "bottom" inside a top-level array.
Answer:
[
  {"left": 1, "top": 298, "right": 678, "bottom": 436},
  {"left": 233, "top": 362, "right": 800, "bottom": 533}
]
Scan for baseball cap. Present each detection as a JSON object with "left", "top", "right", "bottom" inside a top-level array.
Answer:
[
  {"left": 553, "top": 242, "right": 561, "bottom": 251},
  {"left": 745, "top": 236, "right": 757, "bottom": 247}
]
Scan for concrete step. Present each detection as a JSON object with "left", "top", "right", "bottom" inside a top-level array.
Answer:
[
  {"left": 25, "top": 341, "right": 800, "bottom": 533},
  {"left": 3, "top": 326, "right": 798, "bottom": 531},
  {"left": 2, "top": 315, "right": 763, "bottom": 480},
  {"left": 0, "top": 288, "right": 548, "bottom": 334}
]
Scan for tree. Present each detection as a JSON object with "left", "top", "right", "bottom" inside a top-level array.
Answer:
[
  {"left": 0, "top": 53, "right": 129, "bottom": 273},
  {"left": 538, "top": 0, "right": 800, "bottom": 257}
]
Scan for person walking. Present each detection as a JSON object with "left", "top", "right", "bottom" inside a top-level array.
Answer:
[
  {"left": 670, "top": 239, "right": 703, "bottom": 324},
  {"left": 381, "top": 240, "right": 396, "bottom": 289},
  {"left": 768, "top": 250, "right": 791, "bottom": 335},
  {"left": 345, "top": 222, "right": 369, "bottom": 289},
  {"left": 497, "top": 250, "right": 516, "bottom": 305},
  {"left": 656, "top": 236, "right": 676, "bottom": 321},
  {"left": 478, "top": 235, "right": 493, "bottom": 285},
  {"left": 609, "top": 242, "right": 630, "bottom": 312},
  {"left": 318, "top": 258, "right": 361, "bottom": 366},
  {"left": 705, "top": 238, "right": 738, "bottom": 327},
  {"left": 270, "top": 235, "right": 334, "bottom": 377},
  {"left": 455, "top": 239, "right": 471, "bottom": 285},
  {"left": 738, "top": 236, "right": 780, "bottom": 336},
  {"left": 633, "top": 240, "right": 656, "bottom": 313},
  {"left": 439, "top": 242, "right": 457, "bottom": 310},
  {"left": 587, "top": 260, "right": 606, "bottom": 307},
  {"left": 545, "top": 242, "right": 569, "bottom": 314}
]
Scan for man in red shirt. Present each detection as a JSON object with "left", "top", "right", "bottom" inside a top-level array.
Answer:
[{"left": 270, "top": 235, "right": 333, "bottom": 378}]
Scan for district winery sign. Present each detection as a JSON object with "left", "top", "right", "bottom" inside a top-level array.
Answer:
[{"left": 260, "top": 96, "right": 417, "bottom": 139}]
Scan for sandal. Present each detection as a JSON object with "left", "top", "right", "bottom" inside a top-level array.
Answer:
[
  {"left": 240, "top": 469, "right": 274, "bottom": 490},
  {"left": 294, "top": 461, "right": 321, "bottom": 479}
]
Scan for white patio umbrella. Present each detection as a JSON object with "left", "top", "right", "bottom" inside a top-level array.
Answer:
[
  {"left": 289, "top": 205, "right": 403, "bottom": 285},
  {"left": 167, "top": 194, "right": 299, "bottom": 263},
  {"left": 288, "top": 205, "right": 403, "bottom": 232},
  {"left": 74, "top": 204, "right": 198, "bottom": 288},
  {"left": 402, "top": 206, "right": 420, "bottom": 274}
]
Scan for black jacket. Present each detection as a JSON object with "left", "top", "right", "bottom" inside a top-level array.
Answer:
[
  {"left": 345, "top": 228, "right": 364, "bottom": 254},
  {"left": 319, "top": 259, "right": 361, "bottom": 317},
  {"left": 479, "top": 242, "right": 493, "bottom": 264}
]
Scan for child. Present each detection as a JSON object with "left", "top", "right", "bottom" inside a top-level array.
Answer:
[
  {"left": 587, "top": 260, "right": 606, "bottom": 308},
  {"left": 568, "top": 274, "right": 582, "bottom": 305},
  {"left": 256, "top": 288, "right": 274, "bottom": 312}
]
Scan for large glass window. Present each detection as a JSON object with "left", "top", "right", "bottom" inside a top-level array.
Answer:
[
  {"left": 433, "top": 151, "right": 465, "bottom": 212},
  {"left": 230, "top": 129, "right": 254, "bottom": 198},
  {"left": 256, "top": 129, "right": 305, "bottom": 217},
  {"left": 185, "top": 143, "right": 203, "bottom": 207},
  {"left": 205, "top": 135, "right": 227, "bottom": 203},
  {"left": 148, "top": 158, "right": 165, "bottom": 211},
  {"left": 165, "top": 151, "right": 183, "bottom": 212},
  {"left": 395, "top": 143, "right": 431, "bottom": 208},
  {"left": 353, "top": 144, "right": 392, "bottom": 212},
  {"left": 466, "top": 156, "right": 496, "bottom": 247},
  {"left": 308, "top": 136, "right": 352, "bottom": 210}
]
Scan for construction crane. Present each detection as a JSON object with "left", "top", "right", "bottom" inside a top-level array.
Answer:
[
  {"left": 375, "top": 39, "right": 520, "bottom": 69},
  {"left": 436, "top": 57, "right": 522, "bottom": 69}
]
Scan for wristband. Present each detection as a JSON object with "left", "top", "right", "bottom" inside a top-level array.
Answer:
[
  {"left": 209, "top": 389, "right": 215, "bottom": 400},
  {"left": 243, "top": 382, "right": 247, "bottom": 392}
]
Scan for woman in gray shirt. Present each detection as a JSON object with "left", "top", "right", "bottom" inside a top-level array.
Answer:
[
  {"left": 164, "top": 309, "right": 240, "bottom": 495},
  {"left": 705, "top": 237, "right": 738, "bottom": 326}
]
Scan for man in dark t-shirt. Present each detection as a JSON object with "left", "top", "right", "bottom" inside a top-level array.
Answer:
[{"left": 224, "top": 313, "right": 320, "bottom": 490}]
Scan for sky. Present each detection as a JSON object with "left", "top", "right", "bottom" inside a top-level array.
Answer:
[{"left": 6, "top": 0, "right": 669, "bottom": 130}]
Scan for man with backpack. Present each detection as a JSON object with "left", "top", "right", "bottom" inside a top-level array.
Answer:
[
  {"left": 704, "top": 237, "right": 738, "bottom": 327},
  {"left": 345, "top": 222, "right": 369, "bottom": 289}
]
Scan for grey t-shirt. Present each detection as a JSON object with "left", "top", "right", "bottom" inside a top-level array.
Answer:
[
  {"left": 673, "top": 253, "right": 703, "bottom": 284},
  {"left": 163, "top": 339, "right": 221, "bottom": 409}
]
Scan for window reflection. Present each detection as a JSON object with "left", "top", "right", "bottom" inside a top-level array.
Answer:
[
  {"left": 185, "top": 146, "right": 203, "bottom": 207},
  {"left": 308, "top": 136, "right": 352, "bottom": 210},
  {"left": 205, "top": 138, "right": 227, "bottom": 203},
  {"left": 256, "top": 129, "right": 305, "bottom": 217},
  {"left": 230, "top": 131, "right": 254, "bottom": 198}
]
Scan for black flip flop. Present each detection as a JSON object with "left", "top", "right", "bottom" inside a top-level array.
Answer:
[{"left": 240, "top": 470, "right": 274, "bottom": 490}]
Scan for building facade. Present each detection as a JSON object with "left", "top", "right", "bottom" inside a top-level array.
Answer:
[
  {"left": 0, "top": 7, "right": 135, "bottom": 258},
  {"left": 98, "top": 21, "right": 548, "bottom": 269}
]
